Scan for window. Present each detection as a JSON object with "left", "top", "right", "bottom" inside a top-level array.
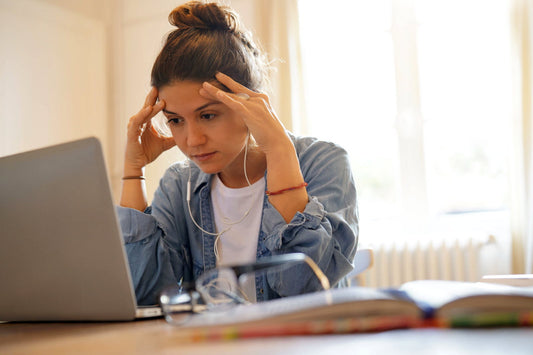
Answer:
[{"left": 298, "top": 0, "right": 512, "bottom": 244}]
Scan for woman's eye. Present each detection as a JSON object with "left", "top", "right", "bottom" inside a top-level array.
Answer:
[
  {"left": 167, "top": 118, "right": 183, "bottom": 126},
  {"left": 201, "top": 113, "right": 216, "bottom": 120}
]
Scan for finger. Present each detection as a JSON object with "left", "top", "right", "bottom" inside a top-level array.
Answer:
[
  {"left": 128, "top": 106, "right": 151, "bottom": 133},
  {"left": 202, "top": 81, "right": 250, "bottom": 104},
  {"left": 213, "top": 89, "right": 250, "bottom": 113},
  {"left": 215, "top": 72, "right": 271, "bottom": 105},
  {"left": 152, "top": 99, "right": 165, "bottom": 116},
  {"left": 143, "top": 87, "right": 158, "bottom": 108},
  {"left": 128, "top": 100, "right": 165, "bottom": 135},
  {"left": 215, "top": 72, "right": 254, "bottom": 95},
  {"left": 162, "top": 137, "right": 177, "bottom": 151},
  {"left": 148, "top": 123, "right": 176, "bottom": 151},
  {"left": 198, "top": 86, "right": 218, "bottom": 101},
  {"left": 235, "top": 93, "right": 250, "bottom": 100}
]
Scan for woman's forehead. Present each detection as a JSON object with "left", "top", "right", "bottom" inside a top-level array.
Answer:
[{"left": 159, "top": 81, "right": 223, "bottom": 114}]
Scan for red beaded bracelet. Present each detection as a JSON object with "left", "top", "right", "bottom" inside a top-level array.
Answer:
[{"left": 266, "top": 182, "right": 308, "bottom": 196}]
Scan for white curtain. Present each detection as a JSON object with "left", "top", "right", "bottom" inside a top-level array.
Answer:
[
  {"left": 245, "top": 0, "right": 307, "bottom": 134},
  {"left": 510, "top": 0, "right": 533, "bottom": 274}
]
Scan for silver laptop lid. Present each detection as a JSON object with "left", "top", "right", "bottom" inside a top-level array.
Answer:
[{"left": 0, "top": 137, "right": 137, "bottom": 321}]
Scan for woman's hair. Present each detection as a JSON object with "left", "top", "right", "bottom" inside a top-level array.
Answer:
[{"left": 151, "top": 1, "right": 269, "bottom": 92}]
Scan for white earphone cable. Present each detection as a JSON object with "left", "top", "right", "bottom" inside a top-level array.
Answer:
[{"left": 186, "top": 132, "right": 254, "bottom": 260}]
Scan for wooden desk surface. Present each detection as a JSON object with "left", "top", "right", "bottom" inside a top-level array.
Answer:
[{"left": 2, "top": 319, "right": 533, "bottom": 355}]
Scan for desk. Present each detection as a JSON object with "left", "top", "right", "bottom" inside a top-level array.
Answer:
[{"left": 1, "top": 319, "right": 532, "bottom": 355}]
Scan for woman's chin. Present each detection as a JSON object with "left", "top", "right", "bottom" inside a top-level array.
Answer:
[{"left": 193, "top": 161, "right": 222, "bottom": 175}]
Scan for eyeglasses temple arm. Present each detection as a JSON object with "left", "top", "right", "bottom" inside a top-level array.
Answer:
[
  {"left": 229, "top": 253, "right": 331, "bottom": 290},
  {"left": 229, "top": 253, "right": 308, "bottom": 277}
]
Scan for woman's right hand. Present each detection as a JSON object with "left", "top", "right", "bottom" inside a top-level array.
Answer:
[{"left": 124, "top": 87, "right": 176, "bottom": 174}]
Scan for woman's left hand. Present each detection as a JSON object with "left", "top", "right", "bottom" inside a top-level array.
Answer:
[{"left": 199, "top": 72, "right": 291, "bottom": 156}]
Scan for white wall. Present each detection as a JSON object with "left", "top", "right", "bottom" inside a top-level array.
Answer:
[{"left": 0, "top": 0, "right": 108, "bottom": 159}]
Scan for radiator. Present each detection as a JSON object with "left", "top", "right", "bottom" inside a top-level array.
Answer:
[{"left": 362, "top": 235, "right": 497, "bottom": 288}]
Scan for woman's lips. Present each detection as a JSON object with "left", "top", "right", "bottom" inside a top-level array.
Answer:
[{"left": 192, "top": 152, "right": 216, "bottom": 162}]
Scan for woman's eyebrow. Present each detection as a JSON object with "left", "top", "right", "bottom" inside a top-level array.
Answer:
[
  {"left": 194, "top": 101, "right": 221, "bottom": 112},
  {"left": 162, "top": 109, "right": 177, "bottom": 115},
  {"left": 162, "top": 101, "right": 221, "bottom": 116}
]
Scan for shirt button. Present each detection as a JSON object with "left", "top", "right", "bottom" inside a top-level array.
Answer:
[{"left": 259, "top": 288, "right": 264, "bottom": 294}]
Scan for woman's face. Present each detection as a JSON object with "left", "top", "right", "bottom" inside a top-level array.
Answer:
[{"left": 158, "top": 80, "right": 248, "bottom": 176}]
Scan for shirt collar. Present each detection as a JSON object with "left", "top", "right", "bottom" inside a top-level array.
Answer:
[{"left": 190, "top": 164, "right": 212, "bottom": 195}]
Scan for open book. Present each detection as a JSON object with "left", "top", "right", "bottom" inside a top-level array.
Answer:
[{"left": 171, "top": 280, "right": 533, "bottom": 340}]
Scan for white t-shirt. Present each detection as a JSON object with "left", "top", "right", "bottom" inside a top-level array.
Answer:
[
  {"left": 211, "top": 174, "right": 265, "bottom": 265},
  {"left": 211, "top": 175, "right": 265, "bottom": 302}
]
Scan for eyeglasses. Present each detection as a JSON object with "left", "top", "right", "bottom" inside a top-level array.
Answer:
[{"left": 159, "top": 253, "right": 330, "bottom": 325}]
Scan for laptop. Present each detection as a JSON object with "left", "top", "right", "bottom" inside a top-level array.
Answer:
[{"left": 0, "top": 137, "right": 161, "bottom": 321}]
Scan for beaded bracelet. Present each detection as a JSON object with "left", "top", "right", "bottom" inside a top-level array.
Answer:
[
  {"left": 122, "top": 176, "right": 145, "bottom": 180},
  {"left": 266, "top": 182, "right": 308, "bottom": 196}
]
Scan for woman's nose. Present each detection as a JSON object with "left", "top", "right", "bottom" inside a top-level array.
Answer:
[{"left": 186, "top": 122, "right": 206, "bottom": 147}]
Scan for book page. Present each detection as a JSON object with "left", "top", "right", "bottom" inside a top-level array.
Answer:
[
  {"left": 399, "top": 280, "right": 533, "bottom": 317},
  {"left": 179, "top": 287, "right": 420, "bottom": 329}
]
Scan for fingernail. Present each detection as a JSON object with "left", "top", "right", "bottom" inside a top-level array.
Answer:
[{"left": 216, "top": 91, "right": 228, "bottom": 99}]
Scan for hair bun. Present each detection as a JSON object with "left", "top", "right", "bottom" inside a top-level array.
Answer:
[{"left": 168, "top": 1, "right": 238, "bottom": 33}]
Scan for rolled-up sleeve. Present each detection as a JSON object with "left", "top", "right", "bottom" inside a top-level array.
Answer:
[
  {"left": 117, "top": 206, "right": 159, "bottom": 243},
  {"left": 262, "top": 138, "right": 358, "bottom": 297},
  {"left": 115, "top": 166, "right": 191, "bottom": 306},
  {"left": 116, "top": 206, "right": 179, "bottom": 305}
]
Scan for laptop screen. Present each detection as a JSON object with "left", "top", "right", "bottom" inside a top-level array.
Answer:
[{"left": 0, "top": 137, "right": 139, "bottom": 321}]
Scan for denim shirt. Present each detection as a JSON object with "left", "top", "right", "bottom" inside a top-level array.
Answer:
[{"left": 117, "top": 133, "right": 359, "bottom": 305}]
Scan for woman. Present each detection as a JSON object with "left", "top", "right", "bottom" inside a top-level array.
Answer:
[{"left": 118, "top": 1, "right": 358, "bottom": 305}]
